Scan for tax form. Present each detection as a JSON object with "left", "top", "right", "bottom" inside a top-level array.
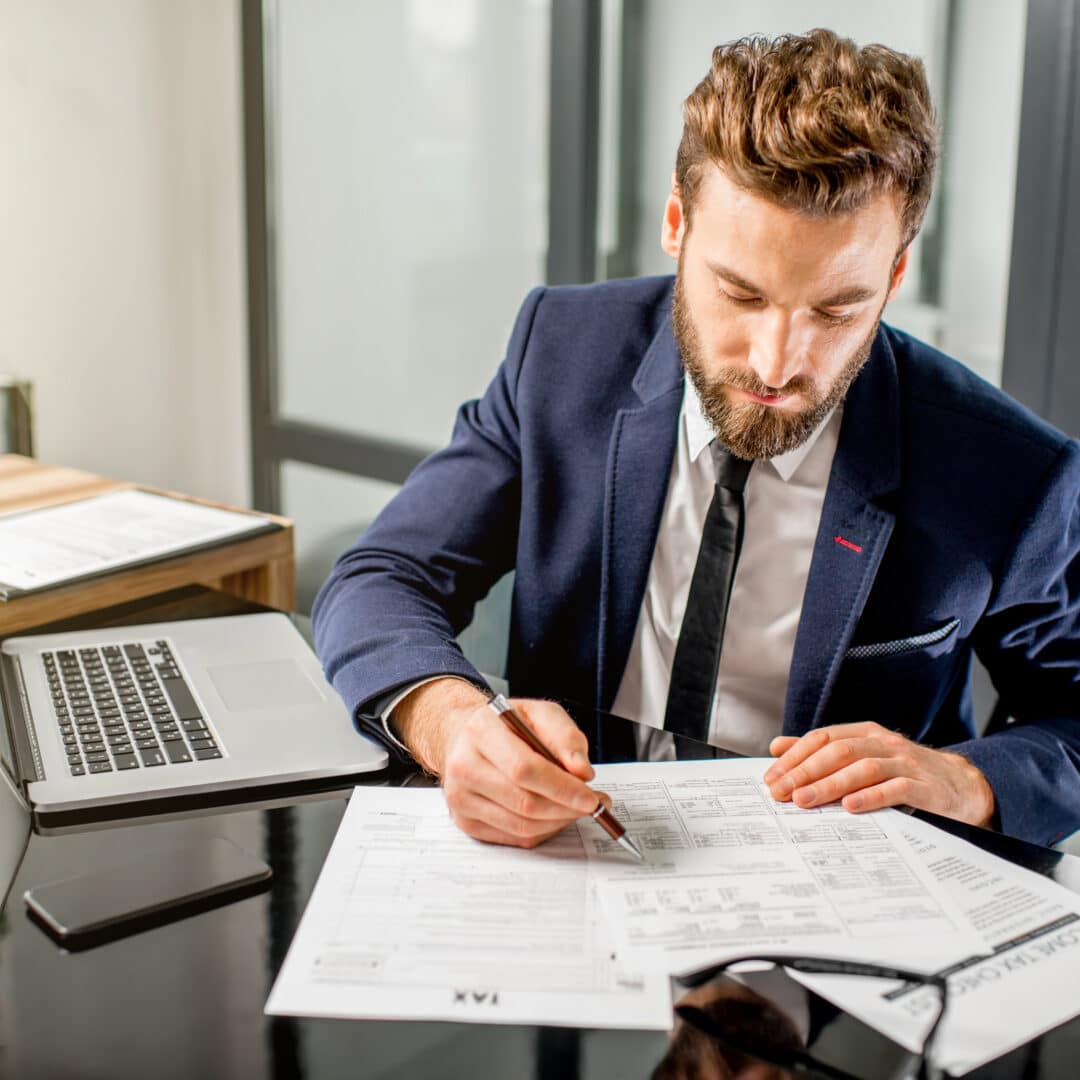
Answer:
[
  {"left": 580, "top": 760, "right": 983, "bottom": 972},
  {"left": 264, "top": 786, "right": 671, "bottom": 1028},
  {"left": 267, "top": 762, "right": 985, "bottom": 1029},
  {"left": 795, "top": 813, "right": 1080, "bottom": 1074}
]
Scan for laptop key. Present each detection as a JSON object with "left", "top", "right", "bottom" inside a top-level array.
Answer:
[
  {"left": 88, "top": 761, "right": 113, "bottom": 773},
  {"left": 139, "top": 748, "right": 166, "bottom": 767},
  {"left": 159, "top": 677, "right": 201, "bottom": 721},
  {"left": 113, "top": 753, "right": 139, "bottom": 771},
  {"left": 194, "top": 748, "right": 222, "bottom": 761},
  {"left": 164, "top": 741, "right": 192, "bottom": 764},
  {"left": 69, "top": 763, "right": 85, "bottom": 776},
  {"left": 84, "top": 751, "right": 109, "bottom": 763},
  {"left": 136, "top": 737, "right": 159, "bottom": 750},
  {"left": 181, "top": 718, "right": 207, "bottom": 733},
  {"left": 189, "top": 738, "right": 216, "bottom": 752},
  {"left": 159, "top": 730, "right": 184, "bottom": 742}
]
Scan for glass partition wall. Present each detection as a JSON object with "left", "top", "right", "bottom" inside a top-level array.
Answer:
[{"left": 245, "top": 0, "right": 1079, "bottom": 620}]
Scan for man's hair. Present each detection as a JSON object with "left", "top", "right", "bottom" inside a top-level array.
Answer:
[{"left": 675, "top": 28, "right": 939, "bottom": 251}]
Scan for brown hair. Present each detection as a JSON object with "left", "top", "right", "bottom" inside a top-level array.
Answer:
[{"left": 676, "top": 28, "right": 939, "bottom": 251}]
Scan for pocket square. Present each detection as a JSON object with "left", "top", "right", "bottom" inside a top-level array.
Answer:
[{"left": 845, "top": 617, "right": 960, "bottom": 660}]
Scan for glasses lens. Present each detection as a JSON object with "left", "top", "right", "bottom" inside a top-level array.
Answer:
[{"left": 665, "top": 961, "right": 937, "bottom": 1080}]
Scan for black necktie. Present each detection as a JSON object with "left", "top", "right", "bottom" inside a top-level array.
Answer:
[{"left": 664, "top": 444, "right": 753, "bottom": 749}]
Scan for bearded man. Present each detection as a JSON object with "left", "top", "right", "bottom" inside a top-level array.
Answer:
[{"left": 313, "top": 30, "right": 1080, "bottom": 849}]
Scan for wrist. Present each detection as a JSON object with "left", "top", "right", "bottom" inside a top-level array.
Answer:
[
  {"left": 393, "top": 677, "right": 489, "bottom": 776},
  {"left": 955, "top": 753, "right": 996, "bottom": 828}
]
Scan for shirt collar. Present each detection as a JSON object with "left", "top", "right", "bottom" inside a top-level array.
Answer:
[{"left": 683, "top": 376, "right": 840, "bottom": 484}]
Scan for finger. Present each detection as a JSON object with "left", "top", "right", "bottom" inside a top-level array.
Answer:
[
  {"left": 450, "top": 808, "right": 568, "bottom": 850},
  {"left": 511, "top": 699, "right": 594, "bottom": 780},
  {"left": 762, "top": 723, "right": 883, "bottom": 784},
  {"left": 446, "top": 752, "right": 594, "bottom": 823},
  {"left": 478, "top": 716, "right": 599, "bottom": 816},
  {"left": 768, "top": 737, "right": 884, "bottom": 799},
  {"left": 450, "top": 789, "right": 577, "bottom": 846},
  {"left": 841, "top": 776, "right": 922, "bottom": 814},
  {"left": 787, "top": 757, "right": 898, "bottom": 808},
  {"left": 768, "top": 736, "right": 798, "bottom": 759}
]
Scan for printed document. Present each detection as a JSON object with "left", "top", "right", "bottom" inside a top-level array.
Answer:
[
  {"left": 580, "top": 761, "right": 983, "bottom": 972},
  {"left": 0, "top": 489, "right": 271, "bottom": 596},
  {"left": 795, "top": 813, "right": 1080, "bottom": 1075},
  {"left": 267, "top": 761, "right": 987, "bottom": 1028},
  {"left": 265, "top": 786, "right": 671, "bottom": 1028}
]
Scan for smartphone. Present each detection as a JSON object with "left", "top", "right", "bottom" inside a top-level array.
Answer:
[{"left": 23, "top": 836, "right": 272, "bottom": 950}]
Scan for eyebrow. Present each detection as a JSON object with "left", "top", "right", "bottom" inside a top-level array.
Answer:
[{"left": 706, "top": 261, "right": 878, "bottom": 308}]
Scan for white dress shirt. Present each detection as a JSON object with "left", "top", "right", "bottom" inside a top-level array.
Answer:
[{"left": 612, "top": 379, "right": 841, "bottom": 760}]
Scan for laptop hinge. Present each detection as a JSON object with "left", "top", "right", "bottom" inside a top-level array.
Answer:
[{"left": 1, "top": 653, "right": 43, "bottom": 783}]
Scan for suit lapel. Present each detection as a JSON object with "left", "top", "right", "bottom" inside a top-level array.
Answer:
[
  {"left": 783, "top": 328, "right": 902, "bottom": 736},
  {"left": 596, "top": 317, "right": 683, "bottom": 721}
]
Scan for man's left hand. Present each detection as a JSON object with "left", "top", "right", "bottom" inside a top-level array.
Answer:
[{"left": 764, "top": 722, "right": 995, "bottom": 827}]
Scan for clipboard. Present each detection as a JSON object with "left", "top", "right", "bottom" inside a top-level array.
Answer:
[{"left": 0, "top": 489, "right": 279, "bottom": 600}]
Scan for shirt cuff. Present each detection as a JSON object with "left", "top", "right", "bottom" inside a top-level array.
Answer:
[
  {"left": 379, "top": 677, "right": 448, "bottom": 753},
  {"left": 378, "top": 675, "right": 493, "bottom": 756}
]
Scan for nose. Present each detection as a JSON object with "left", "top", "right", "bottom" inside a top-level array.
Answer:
[{"left": 747, "top": 309, "right": 802, "bottom": 390}]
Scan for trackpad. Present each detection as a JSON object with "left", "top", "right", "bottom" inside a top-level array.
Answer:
[{"left": 207, "top": 660, "right": 324, "bottom": 711}]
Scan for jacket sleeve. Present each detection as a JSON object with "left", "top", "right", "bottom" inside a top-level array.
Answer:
[
  {"left": 947, "top": 439, "right": 1080, "bottom": 846},
  {"left": 311, "top": 287, "right": 546, "bottom": 756}
]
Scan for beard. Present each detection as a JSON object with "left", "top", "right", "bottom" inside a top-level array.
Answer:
[{"left": 671, "top": 266, "right": 882, "bottom": 460}]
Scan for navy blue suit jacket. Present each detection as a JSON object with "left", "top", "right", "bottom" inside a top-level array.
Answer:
[{"left": 313, "top": 276, "right": 1080, "bottom": 847}]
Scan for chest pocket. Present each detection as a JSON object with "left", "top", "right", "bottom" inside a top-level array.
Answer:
[{"left": 844, "top": 617, "right": 961, "bottom": 661}]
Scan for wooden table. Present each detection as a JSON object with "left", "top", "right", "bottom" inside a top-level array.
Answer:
[{"left": 0, "top": 455, "right": 294, "bottom": 634}]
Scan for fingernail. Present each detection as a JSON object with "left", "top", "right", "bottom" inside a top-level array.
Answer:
[
  {"left": 773, "top": 777, "right": 793, "bottom": 797},
  {"left": 763, "top": 766, "right": 779, "bottom": 783},
  {"left": 796, "top": 786, "right": 817, "bottom": 806},
  {"left": 578, "top": 794, "right": 600, "bottom": 814},
  {"left": 847, "top": 794, "right": 863, "bottom": 811}
]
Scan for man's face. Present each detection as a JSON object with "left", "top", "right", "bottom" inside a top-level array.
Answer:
[{"left": 663, "top": 167, "right": 908, "bottom": 459}]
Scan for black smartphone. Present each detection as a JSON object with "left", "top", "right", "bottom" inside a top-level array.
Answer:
[{"left": 23, "top": 836, "right": 272, "bottom": 950}]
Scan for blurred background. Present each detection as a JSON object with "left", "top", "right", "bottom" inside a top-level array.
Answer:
[{"left": 2, "top": 0, "right": 1078, "bottom": 626}]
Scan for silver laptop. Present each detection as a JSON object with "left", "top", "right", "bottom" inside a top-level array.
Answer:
[{"left": 0, "top": 613, "right": 387, "bottom": 830}]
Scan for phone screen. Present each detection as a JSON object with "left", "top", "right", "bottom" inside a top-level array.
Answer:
[{"left": 24, "top": 836, "right": 271, "bottom": 947}]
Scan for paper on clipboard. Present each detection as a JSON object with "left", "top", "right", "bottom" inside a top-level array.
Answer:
[{"left": 0, "top": 489, "right": 273, "bottom": 598}]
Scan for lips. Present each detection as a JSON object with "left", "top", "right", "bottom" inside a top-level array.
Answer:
[{"left": 739, "top": 388, "right": 791, "bottom": 406}]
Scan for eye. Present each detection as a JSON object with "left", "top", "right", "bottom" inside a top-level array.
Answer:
[
  {"left": 814, "top": 308, "right": 857, "bottom": 327},
  {"left": 720, "top": 289, "right": 764, "bottom": 309}
]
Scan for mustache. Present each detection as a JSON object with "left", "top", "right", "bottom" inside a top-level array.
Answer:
[{"left": 703, "top": 367, "right": 816, "bottom": 399}]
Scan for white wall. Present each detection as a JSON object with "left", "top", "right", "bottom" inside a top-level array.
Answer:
[{"left": 0, "top": 0, "right": 250, "bottom": 507}]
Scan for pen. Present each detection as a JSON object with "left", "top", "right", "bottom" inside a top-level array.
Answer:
[{"left": 487, "top": 693, "right": 644, "bottom": 861}]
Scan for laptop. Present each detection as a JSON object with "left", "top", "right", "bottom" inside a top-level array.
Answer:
[{"left": 0, "top": 613, "right": 388, "bottom": 830}]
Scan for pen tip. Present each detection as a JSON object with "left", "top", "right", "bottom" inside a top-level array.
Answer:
[{"left": 622, "top": 835, "right": 645, "bottom": 862}]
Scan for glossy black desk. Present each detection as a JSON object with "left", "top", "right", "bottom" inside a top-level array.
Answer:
[{"left": 1, "top": 590, "right": 1078, "bottom": 1078}]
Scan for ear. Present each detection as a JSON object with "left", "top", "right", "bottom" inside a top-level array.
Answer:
[
  {"left": 886, "top": 246, "right": 910, "bottom": 302},
  {"left": 661, "top": 175, "right": 686, "bottom": 260}
]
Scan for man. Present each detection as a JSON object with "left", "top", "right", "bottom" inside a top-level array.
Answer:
[{"left": 313, "top": 30, "right": 1080, "bottom": 850}]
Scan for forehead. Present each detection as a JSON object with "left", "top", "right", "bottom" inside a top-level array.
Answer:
[{"left": 687, "top": 166, "right": 902, "bottom": 291}]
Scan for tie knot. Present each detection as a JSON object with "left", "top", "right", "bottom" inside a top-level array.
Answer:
[{"left": 710, "top": 443, "right": 753, "bottom": 492}]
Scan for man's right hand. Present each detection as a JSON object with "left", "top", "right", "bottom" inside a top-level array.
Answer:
[{"left": 392, "top": 677, "right": 605, "bottom": 849}]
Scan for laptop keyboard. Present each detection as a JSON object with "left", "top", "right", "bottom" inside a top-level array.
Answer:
[{"left": 41, "top": 640, "right": 224, "bottom": 776}]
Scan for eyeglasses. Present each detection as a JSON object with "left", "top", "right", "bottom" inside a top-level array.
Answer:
[{"left": 668, "top": 954, "right": 948, "bottom": 1080}]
